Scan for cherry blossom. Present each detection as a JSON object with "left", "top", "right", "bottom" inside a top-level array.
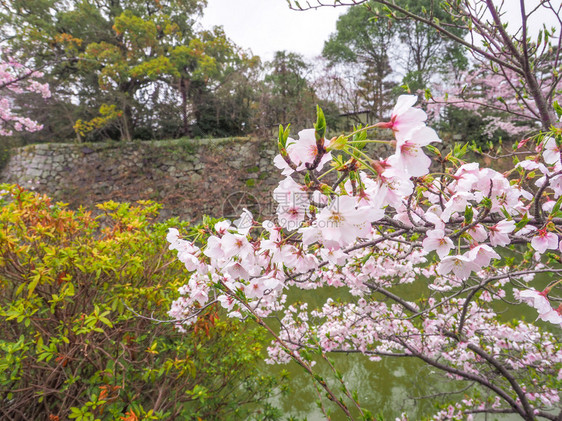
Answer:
[
  {"left": 302, "top": 195, "right": 382, "bottom": 249},
  {"left": 488, "top": 220, "right": 516, "bottom": 247},
  {"left": 531, "top": 230, "right": 559, "bottom": 254},
  {"left": 379, "top": 94, "right": 427, "bottom": 140},
  {"left": 389, "top": 126, "right": 441, "bottom": 177},
  {"left": 422, "top": 229, "right": 454, "bottom": 258},
  {"left": 542, "top": 136, "right": 561, "bottom": 166},
  {"left": 275, "top": 129, "right": 332, "bottom": 174},
  {"left": 518, "top": 288, "right": 553, "bottom": 315},
  {"left": 467, "top": 244, "right": 499, "bottom": 267},
  {"left": 537, "top": 307, "right": 562, "bottom": 325},
  {"left": 167, "top": 94, "right": 562, "bottom": 420},
  {"left": 0, "top": 51, "right": 51, "bottom": 136},
  {"left": 437, "top": 253, "right": 478, "bottom": 279}
]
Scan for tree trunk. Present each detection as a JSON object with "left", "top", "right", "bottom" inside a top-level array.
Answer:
[
  {"left": 180, "top": 78, "right": 192, "bottom": 137},
  {"left": 120, "top": 100, "right": 132, "bottom": 142}
]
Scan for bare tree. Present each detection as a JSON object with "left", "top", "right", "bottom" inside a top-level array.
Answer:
[{"left": 288, "top": 0, "right": 561, "bottom": 130}]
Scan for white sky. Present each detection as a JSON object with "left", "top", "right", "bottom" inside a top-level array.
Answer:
[
  {"left": 199, "top": 0, "right": 348, "bottom": 61},
  {"left": 199, "top": 0, "right": 560, "bottom": 64}
]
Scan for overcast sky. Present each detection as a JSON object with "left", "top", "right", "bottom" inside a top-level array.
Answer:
[
  {"left": 199, "top": 0, "right": 348, "bottom": 61},
  {"left": 198, "top": 0, "right": 559, "bottom": 64}
]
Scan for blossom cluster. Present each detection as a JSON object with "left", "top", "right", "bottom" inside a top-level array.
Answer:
[
  {"left": 168, "top": 95, "right": 562, "bottom": 418},
  {"left": 427, "top": 67, "right": 561, "bottom": 137},
  {"left": 0, "top": 50, "right": 51, "bottom": 136}
]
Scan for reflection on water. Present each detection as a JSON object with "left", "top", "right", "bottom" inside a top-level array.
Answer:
[
  {"left": 269, "top": 353, "right": 440, "bottom": 419},
  {"left": 264, "top": 266, "right": 552, "bottom": 420},
  {"left": 268, "top": 350, "right": 524, "bottom": 420}
]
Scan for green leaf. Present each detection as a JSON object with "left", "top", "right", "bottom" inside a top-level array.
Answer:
[
  {"left": 480, "top": 197, "right": 492, "bottom": 210},
  {"left": 515, "top": 214, "right": 529, "bottom": 233},
  {"left": 98, "top": 317, "right": 113, "bottom": 328},
  {"left": 28, "top": 273, "right": 41, "bottom": 298},
  {"left": 464, "top": 206, "right": 474, "bottom": 225},
  {"left": 278, "top": 124, "right": 287, "bottom": 149},
  {"left": 284, "top": 124, "right": 292, "bottom": 144},
  {"left": 65, "top": 282, "right": 75, "bottom": 297},
  {"left": 327, "top": 135, "right": 347, "bottom": 151},
  {"left": 314, "top": 105, "right": 326, "bottom": 141},
  {"left": 15, "top": 283, "right": 25, "bottom": 297},
  {"left": 500, "top": 207, "right": 511, "bottom": 219},
  {"left": 68, "top": 407, "right": 83, "bottom": 419},
  {"left": 553, "top": 101, "right": 562, "bottom": 119},
  {"left": 453, "top": 142, "right": 468, "bottom": 158}
]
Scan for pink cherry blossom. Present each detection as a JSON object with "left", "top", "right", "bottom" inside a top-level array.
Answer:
[
  {"left": 531, "top": 229, "right": 559, "bottom": 254},
  {"left": 204, "top": 235, "right": 226, "bottom": 260},
  {"left": 518, "top": 288, "right": 552, "bottom": 314},
  {"left": 542, "top": 137, "right": 561, "bottom": 165},
  {"left": 214, "top": 220, "right": 231, "bottom": 235},
  {"left": 468, "top": 244, "right": 500, "bottom": 267},
  {"left": 380, "top": 95, "right": 427, "bottom": 140},
  {"left": 437, "top": 253, "right": 478, "bottom": 279},
  {"left": 218, "top": 294, "right": 236, "bottom": 311},
  {"left": 389, "top": 126, "right": 441, "bottom": 177},
  {"left": 488, "top": 220, "right": 516, "bottom": 247},
  {"left": 441, "top": 192, "right": 475, "bottom": 222},
  {"left": 537, "top": 307, "right": 562, "bottom": 325},
  {"left": 422, "top": 229, "right": 454, "bottom": 258},
  {"left": 220, "top": 232, "right": 253, "bottom": 259},
  {"left": 273, "top": 154, "right": 295, "bottom": 176},
  {"left": 288, "top": 129, "right": 332, "bottom": 172},
  {"left": 516, "top": 159, "right": 548, "bottom": 174},
  {"left": 466, "top": 224, "right": 487, "bottom": 242},
  {"left": 315, "top": 195, "right": 381, "bottom": 249},
  {"left": 0, "top": 51, "right": 50, "bottom": 136},
  {"left": 320, "top": 248, "right": 349, "bottom": 266},
  {"left": 224, "top": 261, "right": 251, "bottom": 280}
]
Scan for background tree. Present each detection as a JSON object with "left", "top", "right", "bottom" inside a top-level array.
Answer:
[
  {"left": 322, "top": 0, "right": 467, "bottom": 121},
  {"left": 0, "top": 50, "right": 50, "bottom": 136},
  {"left": 169, "top": 28, "right": 260, "bottom": 138},
  {"left": 1, "top": 1, "right": 345, "bottom": 143},
  {"left": 259, "top": 51, "right": 341, "bottom": 133},
  {"left": 0, "top": 0, "right": 208, "bottom": 142},
  {"left": 0, "top": 51, "right": 51, "bottom": 170},
  {"left": 323, "top": 3, "right": 396, "bottom": 121},
  {"left": 189, "top": 51, "right": 262, "bottom": 137},
  {"left": 304, "top": 0, "right": 561, "bottom": 131},
  {"left": 265, "top": 51, "right": 316, "bottom": 127},
  {"left": 392, "top": 0, "right": 467, "bottom": 93}
]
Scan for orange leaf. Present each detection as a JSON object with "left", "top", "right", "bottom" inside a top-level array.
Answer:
[{"left": 120, "top": 410, "right": 138, "bottom": 421}]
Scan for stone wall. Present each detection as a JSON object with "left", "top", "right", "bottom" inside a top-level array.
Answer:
[{"left": 0, "top": 137, "right": 282, "bottom": 222}]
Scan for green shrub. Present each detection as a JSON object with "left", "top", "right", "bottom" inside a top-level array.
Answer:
[{"left": 0, "top": 185, "right": 283, "bottom": 420}]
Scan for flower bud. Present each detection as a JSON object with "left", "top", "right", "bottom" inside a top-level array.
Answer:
[{"left": 326, "top": 135, "right": 347, "bottom": 151}]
